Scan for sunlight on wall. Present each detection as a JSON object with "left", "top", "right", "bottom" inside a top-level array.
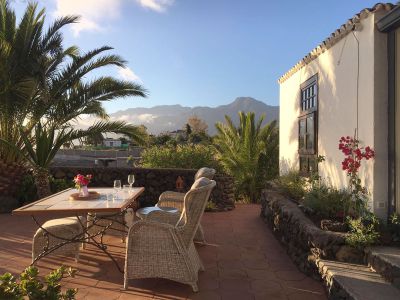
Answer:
[{"left": 279, "top": 11, "right": 388, "bottom": 218}]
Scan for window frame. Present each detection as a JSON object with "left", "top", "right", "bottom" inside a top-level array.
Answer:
[
  {"left": 298, "top": 74, "right": 319, "bottom": 175},
  {"left": 299, "top": 74, "right": 318, "bottom": 117},
  {"left": 298, "top": 112, "right": 317, "bottom": 155}
]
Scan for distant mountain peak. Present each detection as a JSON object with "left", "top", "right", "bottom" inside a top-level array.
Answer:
[
  {"left": 233, "top": 96, "right": 257, "bottom": 103},
  {"left": 79, "top": 97, "right": 279, "bottom": 135},
  {"left": 229, "top": 97, "right": 269, "bottom": 108}
]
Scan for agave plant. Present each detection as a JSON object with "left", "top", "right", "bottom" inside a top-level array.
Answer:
[
  {"left": 214, "top": 112, "right": 278, "bottom": 203},
  {"left": 0, "top": 0, "right": 147, "bottom": 198}
]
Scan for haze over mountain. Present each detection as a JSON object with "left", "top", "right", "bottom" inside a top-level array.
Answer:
[{"left": 78, "top": 97, "right": 279, "bottom": 135}]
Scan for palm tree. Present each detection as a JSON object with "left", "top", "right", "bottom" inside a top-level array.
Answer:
[
  {"left": 0, "top": 1, "right": 68, "bottom": 196},
  {"left": 0, "top": 0, "right": 147, "bottom": 198},
  {"left": 214, "top": 112, "right": 278, "bottom": 203}
]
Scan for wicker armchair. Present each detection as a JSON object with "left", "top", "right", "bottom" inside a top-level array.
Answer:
[
  {"left": 124, "top": 178, "right": 216, "bottom": 292},
  {"left": 156, "top": 167, "right": 216, "bottom": 243}
]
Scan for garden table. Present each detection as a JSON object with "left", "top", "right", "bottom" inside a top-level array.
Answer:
[{"left": 12, "top": 187, "right": 144, "bottom": 273}]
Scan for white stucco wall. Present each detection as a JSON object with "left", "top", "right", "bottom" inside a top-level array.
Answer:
[
  {"left": 104, "top": 140, "right": 122, "bottom": 147},
  {"left": 279, "top": 12, "right": 388, "bottom": 218}
]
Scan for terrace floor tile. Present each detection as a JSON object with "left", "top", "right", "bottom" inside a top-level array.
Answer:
[{"left": 0, "top": 204, "right": 327, "bottom": 299}]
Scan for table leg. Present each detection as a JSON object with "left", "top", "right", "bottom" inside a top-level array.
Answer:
[{"left": 31, "top": 210, "right": 131, "bottom": 273}]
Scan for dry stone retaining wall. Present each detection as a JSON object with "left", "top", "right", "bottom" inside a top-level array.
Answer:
[
  {"left": 260, "top": 189, "right": 347, "bottom": 276},
  {"left": 50, "top": 166, "right": 235, "bottom": 210}
]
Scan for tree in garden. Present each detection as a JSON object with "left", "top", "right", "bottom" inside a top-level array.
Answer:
[
  {"left": 151, "top": 133, "right": 173, "bottom": 146},
  {"left": 119, "top": 137, "right": 129, "bottom": 145},
  {"left": 0, "top": 0, "right": 147, "bottom": 198},
  {"left": 187, "top": 115, "right": 208, "bottom": 134},
  {"left": 214, "top": 112, "right": 278, "bottom": 203},
  {"left": 85, "top": 132, "right": 104, "bottom": 146},
  {"left": 0, "top": 0, "right": 69, "bottom": 197},
  {"left": 185, "top": 123, "right": 192, "bottom": 136},
  {"left": 188, "top": 132, "right": 212, "bottom": 145}
]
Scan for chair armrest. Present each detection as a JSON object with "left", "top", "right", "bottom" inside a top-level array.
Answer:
[
  {"left": 126, "top": 220, "right": 179, "bottom": 251},
  {"left": 156, "top": 191, "right": 185, "bottom": 210},
  {"left": 146, "top": 209, "right": 181, "bottom": 226},
  {"left": 159, "top": 191, "right": 185, "bottom": 202}
]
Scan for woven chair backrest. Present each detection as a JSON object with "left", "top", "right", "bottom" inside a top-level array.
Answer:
[
  {"left": 177, "top": 178, "right": 216, "bottom": 248},
  {"left": 194, "top": 167, "right": 216, "bottom": 181}
]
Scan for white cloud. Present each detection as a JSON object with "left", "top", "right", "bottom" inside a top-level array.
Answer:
[
  {"left": 118, "top": 67, "right": 142, "bottom": 83},
  {"left": 53, "top": 0, "right": 174, "bottom": 36},
  {"left": 136, "top": 113, "right": 157, "bottom": 123},
  {"left": 108, "top": 113, "right": 157, "bottom": 124},
  {"left": 135, "top": 0, "right": 174, "bottom": 13},
  {"left": 53, "top": 0, "right": 122, "bottom": 36}
]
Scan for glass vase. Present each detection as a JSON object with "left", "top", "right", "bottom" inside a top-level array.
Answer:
[{"left": 80, "top": 185, "right": 89, "bottom": 197}]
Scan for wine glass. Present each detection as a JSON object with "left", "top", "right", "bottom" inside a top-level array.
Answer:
[
  {"left": 128, "top": 174, "right": 135, "bottom": 189},
  {"left": 114, "top": 180, "right": 121, "bottom": 196}
]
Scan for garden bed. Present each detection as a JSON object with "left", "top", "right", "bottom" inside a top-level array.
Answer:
[{"left": 260, "top": 188, "right": 366, "bottom": 278}]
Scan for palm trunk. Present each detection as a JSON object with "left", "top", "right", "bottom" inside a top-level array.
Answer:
[
  {"left": 0, "top": 159, "right": 26, "bottom": 197},
  {"left": 33, "top": 167, "right": 51, "bottom": 199}
]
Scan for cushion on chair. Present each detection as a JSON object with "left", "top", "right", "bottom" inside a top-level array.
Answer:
[
  {"left": 42, "top": 217, "right": 81, "bottom": 229},
  {"left": 32, "top": 217, "right": 83, "bottom": 262},
  {"left": 194, "top": 167, "right": 216, "bottom": 181},
  {"left": 190, "top": 177, "right": 212, "bottom": 190},
  {"left": 136, "top": 206, "right": 179, "bottom": 219}
]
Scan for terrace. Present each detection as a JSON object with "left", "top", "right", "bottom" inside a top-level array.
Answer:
[
  {"left": 2, "top": 1, "right": 400, "bottom": 299},
  {"left": 0, "top": 204, "right": 326, "bottom": 300}
]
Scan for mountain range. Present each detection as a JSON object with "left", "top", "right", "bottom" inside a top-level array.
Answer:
[{"left": 78, "top": 97, "right": 279, "bottom": 135}]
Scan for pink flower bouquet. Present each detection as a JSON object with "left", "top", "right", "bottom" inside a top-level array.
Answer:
[{"left": 73, "top": 174, "right": 93, "bottom": 190}]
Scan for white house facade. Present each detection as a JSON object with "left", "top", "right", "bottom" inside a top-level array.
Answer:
[
  {"left": 103, "top": 138, "right": 122, "bottom": 148},
  {"left": 278, "top": 3, "right": 399, "bottom": 220}
]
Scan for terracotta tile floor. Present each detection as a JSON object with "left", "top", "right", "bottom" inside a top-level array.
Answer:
[{"left": 0, "top": 204, "right": 327, "bottom": 299}]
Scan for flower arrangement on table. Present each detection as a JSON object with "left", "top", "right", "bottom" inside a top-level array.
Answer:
[{"left": 73, "top": 174, "right": 93, "bottom": 197}]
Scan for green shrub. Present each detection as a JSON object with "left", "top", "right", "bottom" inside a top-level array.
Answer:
[
  {"left": 391, "top": 213, "right": 400, "bottom": 225},
  {"left": 345, "top": 214, "right": 380, "bottom": 249},
  {"left": 141, "top": 144, "right": 221, "bottom": 171},
  {"left": 17, "top": 175, "right": 73, "bottom": 205},
  {"left": 16, "top": 174, "right": 38, "bottom": 205},
  {"left": 205, "top": 201, "right": 217, "bottom": 211},
  {"left": 388, "top": 213, "right": 400, "bottom": 242},
  {"left": 275, "top": 171, "right": 306, "bottom": 202},
  {"left": 303, "top": 185, "right": 351, "bottom": 219},
  {"left": 50, "top": 177, "right": 74, "bottom": 193},
  {"left": 0, "top": 266, "right": 77, "bottom": 300}
]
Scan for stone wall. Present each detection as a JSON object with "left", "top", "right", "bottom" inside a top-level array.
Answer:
[
  {"left": 260, "top": 189, "right": 348, "bottom": 277},
  {"left": 50, "top": 167, "right": 235, "bottom": 210}
]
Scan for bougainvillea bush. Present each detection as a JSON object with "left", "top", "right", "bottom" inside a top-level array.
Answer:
[
  {"left": 338, "top": 135, "right": 380, "bottom": 248},
  {"left": 339, "top": 135, "right": 375, "bottom": 217}
]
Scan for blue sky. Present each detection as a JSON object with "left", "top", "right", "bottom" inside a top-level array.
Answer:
[{"left": 14, "top": 0, "right": 395, "bottom": 113}]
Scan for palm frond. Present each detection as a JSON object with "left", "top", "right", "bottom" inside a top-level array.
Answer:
[{"left": 70, "top": 121, "right": 147, "bottom": 146}]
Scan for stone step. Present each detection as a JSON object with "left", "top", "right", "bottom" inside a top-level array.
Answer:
[
  {"left": 317, "top": 259, "right": 400, "bottom": 300},
  {"left": 365, "top": 246, "right": 400, "bottom": 289}
]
